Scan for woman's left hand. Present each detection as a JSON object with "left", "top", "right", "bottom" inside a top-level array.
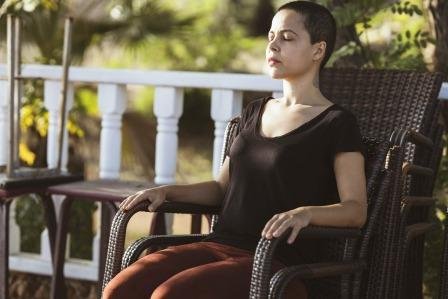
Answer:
[{"left": 261, "top": 207, "right": 312, "bottom": 244}]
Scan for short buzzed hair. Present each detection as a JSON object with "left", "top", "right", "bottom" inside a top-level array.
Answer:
[{"left": 277, "top": 1, "right": 337, "bottom": 70}]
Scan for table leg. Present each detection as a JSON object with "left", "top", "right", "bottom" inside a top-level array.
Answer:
[
  {"left": 0, "top": 200, "right": 10, "bottom": 299},
  {"left": 50, "top": 197, "right": 73, "bottom": 299},
  {"left": 39, "top": 193, "right": 57, "bottom": 259}
]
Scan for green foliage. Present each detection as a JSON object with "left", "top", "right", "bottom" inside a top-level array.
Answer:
[
  {"left": 68, "top": 201, "right": 97, "bottom": 259},
  {"left": 423, "top": 205, "right": 444, "bottom": 297},
  {"left": 15, "top": 195, "right": 45, "bottom": 253},
  {"left": 74, "top": 86, "right": 99, "bottom": 117},
  {"left": 390, "top": 1, "right": 423, "bottom": 16},
  {"left": 325, "top": 0, "right": 432, "bottom": 70},
  {"left": 132, "top": 87, "right": 155, "bottom": 116}
]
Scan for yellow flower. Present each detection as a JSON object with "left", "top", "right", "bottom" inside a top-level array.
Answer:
[{"left": 19, "top": 143, "right": 35, "bottom": 166}]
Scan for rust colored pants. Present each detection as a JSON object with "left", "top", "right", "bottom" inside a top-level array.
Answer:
[{"left": 103, "top": 241, "right": 308, "bottom": 299}]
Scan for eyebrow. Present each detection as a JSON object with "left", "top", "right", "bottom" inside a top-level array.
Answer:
[{"left": 268, "top": 29, "right": 298, "bottom": 35}]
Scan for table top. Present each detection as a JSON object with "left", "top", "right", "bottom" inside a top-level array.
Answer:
[
  {"left": 0, "top": 172, "right": 83, "bottom": 199},
  {"left": 47, "top": 179, "right": 159, "bottom": 202}
]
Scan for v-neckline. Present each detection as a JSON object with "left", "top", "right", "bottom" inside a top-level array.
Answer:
[{"left": 255, "top": 96, "right": 336, "bottom": 140}]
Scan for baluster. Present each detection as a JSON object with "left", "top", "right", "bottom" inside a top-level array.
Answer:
[
  {"left": 40, "top": 229, "right": 51, "bottom": 262},
  {"left": 98, "top": 84, "right": 127, "bottom": 179},
  {"left": 0, "top": 81, "right": 9, "bottom": 167},
  {"left": 9, "top": 200, "right": 20, "bottom": 255},
  {"left": 210, "top": 89, "right": 242, "bottom": 179},
  {"left": 153, "top": 87, "right": 184, "bottom": 234},
  {"left": 44, "top": 80, "right": 74, "bottom": 171},
  {"left": 272, "top": 91, "right": 283, "bottom": 99}
]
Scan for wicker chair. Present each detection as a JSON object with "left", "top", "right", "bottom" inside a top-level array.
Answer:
[
  {"left": 101, "top": 68, "right": 444, "bottom": 298},
  {"left": 101, "top": 112, "right": 397, "bottom": 298},
  {"left": 318, "top": 68, "right": 445, "bottom": 298}
]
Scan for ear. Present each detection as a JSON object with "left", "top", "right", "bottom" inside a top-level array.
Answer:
[{"left": 312, "top": 41, "right": 326, "bottom": 62}]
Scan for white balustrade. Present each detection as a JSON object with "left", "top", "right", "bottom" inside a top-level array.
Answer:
[
  {"left": 0, "top": 81, "right": 9, "bottom": 166},
  {"left": 153, "top": 87, "right": 184, "bottom": 184},
  {"left": 153, "top": 87, "right": 184, "bottom": 234},
  {"left": 44, "top": 80, "right": 74, "bottom": 171},
  {"left": 272, "top": 91, "right": 283, "bottom": 99},
  {"left": 98, "top": 84, "right": 127, "bottom": 179},
  {"left": 210, "top": 89, "right": 243, "bottom": 178},
  {"left": 0, "top": 63, "right": 444, "bottom": 284},
  {"left": 9, "top": 200, "right": 20, "bottom": 255},
  {"left": 40, "top": 229, "right": 52, "bottom": 262},
  {"left": 440, "top": 82, "right": 448, "bottom": 100}
]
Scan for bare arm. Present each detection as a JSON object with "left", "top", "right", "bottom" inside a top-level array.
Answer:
[
  {"left": 165, "top": 156, "right": 230, "bottom": 206},
  {"left": 120, "top": 156, "right": 231, "bottom": 211},
  {"left": 262, "top": 151, "right": 367, "bottom": 243},
  {"left": 298, "top": 151, "right": 368, "bottom": 228}
]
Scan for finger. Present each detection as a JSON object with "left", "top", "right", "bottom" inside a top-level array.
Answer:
[
  {"left": 262, "top": 214, "right": 280, "bottom": 237},
  {"left": 147, "top": 200, "right": 158, "bottom": 212},
  {"left": 272, "top": 219, "right": 293, "bottom": 237},
  {"left": 119, "top": 194, "right": 137, "bottom": 210},
  {"left": 287, "top": 225, "right": 302, "bottom": 244},
  {"left": 124, "top": 192, "right": 149, "bottom": 211},
  {"left": 266, "top": 218, "right": 288, "bottom": 238}
]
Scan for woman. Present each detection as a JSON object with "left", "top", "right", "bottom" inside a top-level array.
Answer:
[{"left": 104, "top": 1, "right": 367, "bottom": 298}]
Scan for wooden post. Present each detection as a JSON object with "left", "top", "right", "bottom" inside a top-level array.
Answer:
[{"left": 56, "top": 17, "right": 73, "bottom": 173}]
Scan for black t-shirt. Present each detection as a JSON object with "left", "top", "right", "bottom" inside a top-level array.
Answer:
[{"left": 201, "top": 96, "right": 366, "bottom": 266}]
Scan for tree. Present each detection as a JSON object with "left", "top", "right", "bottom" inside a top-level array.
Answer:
[{"left": 427, "top": 0, "right": 448, "bottom": 74}]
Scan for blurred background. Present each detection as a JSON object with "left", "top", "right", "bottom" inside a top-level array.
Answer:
[{"left": 0, "top": 0, "right": 446, "bottom": 298}]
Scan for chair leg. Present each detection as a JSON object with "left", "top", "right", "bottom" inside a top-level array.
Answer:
[
  {"left": 149, "top": 212, "right": 166, "bottom": 235},
  {"left": 50, "top": 197, "right": 73, "bottom": 299},
  {"left": 39, "top": 193, "right": 57, "bottom": 259},
  {"left": 97, "top": 201, "right": 118, "bottom": 299},
  {"left": 190, "top": 214, "right": 202, "bottom": 234},
  {"left": 145, "top": 212, "right": 167, "bottom": 254},
  {"left": 0, "top": 200, "right": 10, "bottom": 299}
]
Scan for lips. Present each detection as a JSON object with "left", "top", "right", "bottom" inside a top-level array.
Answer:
[{"left": 268, "top": 57, "right": 281, "bottom": 65}]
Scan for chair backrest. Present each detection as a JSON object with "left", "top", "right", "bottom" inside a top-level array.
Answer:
[
  {"left": 320, "top": 68, "right": 443, "bottom": 141},
  {"left": 213, "top": 68, "right": 444, "bottom": 298},
  {"left": 320, "top": 68, "right": 444, "bottom": 197}
]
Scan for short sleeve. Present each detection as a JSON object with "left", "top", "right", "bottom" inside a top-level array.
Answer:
[
  {"left": 331, "top": 112, "right": 366, "bottom": 159},
  {"left": 224, "top": 99, "right": 258, "bottom": 158}
]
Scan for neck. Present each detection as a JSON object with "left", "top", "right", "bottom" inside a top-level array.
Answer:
[{"left": 281, "top": 69, "right": 325, "bottom": 106}]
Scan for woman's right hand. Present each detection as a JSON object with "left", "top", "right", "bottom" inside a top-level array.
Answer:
[{"left": 119, "top": 186, "right": 168, "bottom": 212}]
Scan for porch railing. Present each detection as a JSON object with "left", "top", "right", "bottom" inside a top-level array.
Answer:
[
  {"left": 0, "top": 64, "right": 284, "bottom": 281},
  {"left": 0, "top": 64, "right": 446, "bottom": 281}
]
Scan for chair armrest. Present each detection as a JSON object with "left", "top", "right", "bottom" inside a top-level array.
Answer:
[
  {"left": 155, "top": 201, "right": 221, "bottom": 215},
  {"left": 402, "top": 163, "right": 434, "bottom": 178},
  {"left": 102, "top": 200, "right": 220, "bottom": 293},
  {"left": 401, "top": 196, "right": 436, "bottom": 207},
  {"left": 391, "top": 128, "right": 433, "bottom": 149},
  {"left": 298, "top": 226, "right": 361, "bottom": 239},
  {"left": 122, "top": 234, "right": 208, "bottom": 269},
  {"left": 399, "top": 196, "right": 437, "bottom": 237},
  {"left": 267, "top": 260, "right": 366, "bottom": 299},
  {"left": 249, "top": 226, "right": 361, "bottom": 299},
  {"left": 405, "top": 222, "right": 437, "bottom": 242},
  {"left": 400, "top": 196, "right": 436, "bottom": 219},
  {"left": 390, "top": 129, "right": 435, "bottom": 184}
]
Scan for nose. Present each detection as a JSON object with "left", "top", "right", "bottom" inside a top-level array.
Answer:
[
  {"left": 268, "top": 39, "right": 279, "bottom": 52},
  {"left": 267, "top": 38, "right": 279, "bottom": 52}
]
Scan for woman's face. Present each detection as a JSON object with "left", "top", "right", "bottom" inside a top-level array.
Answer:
[{"left": 266, "top": 9, "right": 324, "bottom": 80}]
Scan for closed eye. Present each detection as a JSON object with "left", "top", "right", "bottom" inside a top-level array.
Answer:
[{"left": 268, "top": 35, "right": 293, "bottom": 41}]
